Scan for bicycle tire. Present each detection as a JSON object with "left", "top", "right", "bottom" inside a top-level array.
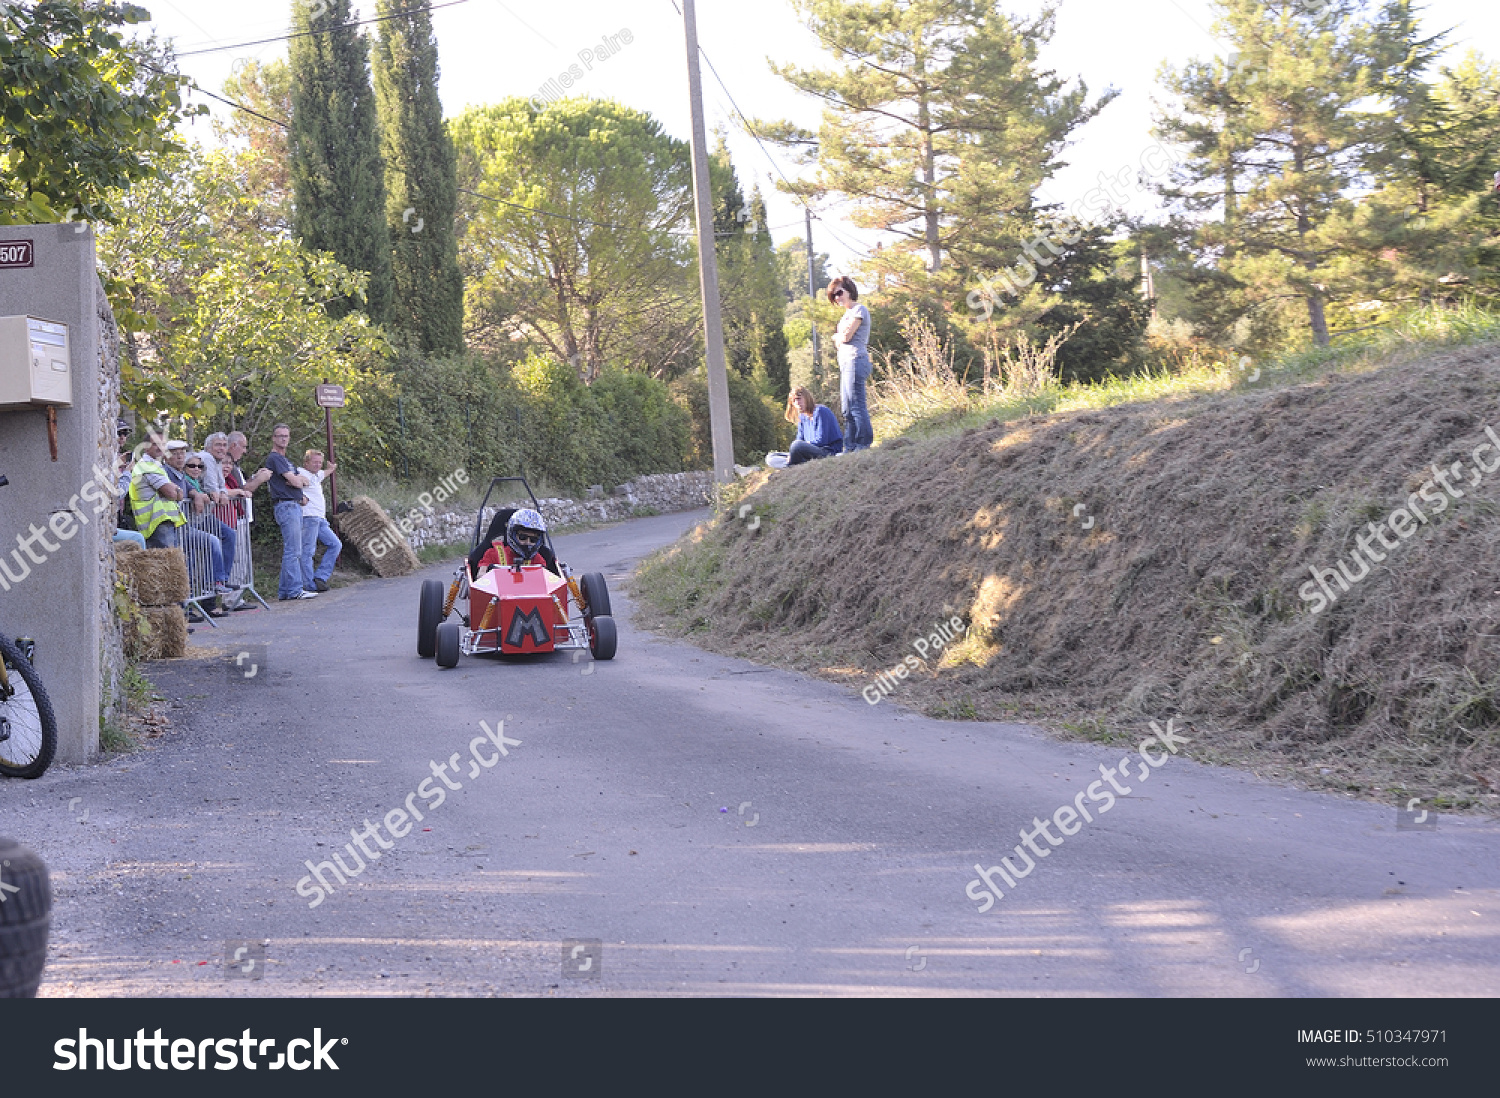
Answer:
[{"left": 0, "top": 635, "right": 57, "bottom": 779}]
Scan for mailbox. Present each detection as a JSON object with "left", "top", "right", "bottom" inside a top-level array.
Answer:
[{"left": 0, "top": 315, "right": 72, "bottom": 408}]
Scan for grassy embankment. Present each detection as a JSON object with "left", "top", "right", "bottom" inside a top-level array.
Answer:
[{"left": 635, "top": 305, "right": 1500, "bottom": 810}]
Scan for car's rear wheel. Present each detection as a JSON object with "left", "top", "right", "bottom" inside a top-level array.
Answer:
[
  {"left": 417, "top": 579, "right": 444, "bottom": 658},
  {"left": 588, "top": 614, "right": 617, "bottom": 661},
  {"left": 435, "top": 623, "right": 462, "bottom": 668},
  {"left": 581, "top": 572, "right": 611, "bottom": 619}
]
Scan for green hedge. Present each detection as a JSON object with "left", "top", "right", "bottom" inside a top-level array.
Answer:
[{"left": 344, "top": 353, "right": 698, "bottom": 493}]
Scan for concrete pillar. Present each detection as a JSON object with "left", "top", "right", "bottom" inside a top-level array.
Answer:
[{"left": 0, "top": 223, "right": 105, "bottom": 764}]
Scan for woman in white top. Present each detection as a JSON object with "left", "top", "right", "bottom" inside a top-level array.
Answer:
[
  {"left": 295, "top": 449, "right": 342, "bottom": 592},
  {"left": 828, "top": 275, "right": 873, "bottom": 452}
]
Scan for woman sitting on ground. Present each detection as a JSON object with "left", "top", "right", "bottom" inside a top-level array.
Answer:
[{"left": 785, "top": 386, "right": 843, "bottom": 465}]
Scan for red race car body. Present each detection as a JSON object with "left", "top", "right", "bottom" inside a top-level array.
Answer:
[{"left": 468, "top": 558, "right": 570, "bottom": 653}]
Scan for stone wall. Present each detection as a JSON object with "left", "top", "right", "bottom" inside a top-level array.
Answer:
[{"left": 392, "top": 470, "right": 713, "bottom": 552}]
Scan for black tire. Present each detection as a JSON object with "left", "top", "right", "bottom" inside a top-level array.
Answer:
[
  {"left": 0, "top": 837, "right": 50, "bottom": 997},
  {"left": 435, "top": 622, "right": 461, "bottom": 669},
  {"left": 581, "top": 572, "right": 611, "bottom": 619},
  {"left": 588, "top": 614, "right": 617, "bottom": 661},
  {"left": 417, "top": 579, "right": 444, "bottom": 659},
  {"left": 0, "top": 636, "right": 57, "bottom": 780}
]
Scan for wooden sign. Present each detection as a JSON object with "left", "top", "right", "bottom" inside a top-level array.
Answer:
[{"left": 315, "top": 383, "right": 346, "bottom": 408}]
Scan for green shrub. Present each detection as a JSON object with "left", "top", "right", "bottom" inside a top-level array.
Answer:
[
  {"left": 346, "top": 352, "right": 696, "bottom": 493},
  {"left": 672, "top": 366, "right": 792, "bottom": 466}
]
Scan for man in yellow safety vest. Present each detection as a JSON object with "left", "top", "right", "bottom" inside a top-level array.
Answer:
[{"left": 128, "top": 436, "right": 186, "bottom": 549}]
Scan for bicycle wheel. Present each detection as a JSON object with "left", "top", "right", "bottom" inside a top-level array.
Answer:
[{"left": 0, "top": 635, "right": 57, "bottom": 779}]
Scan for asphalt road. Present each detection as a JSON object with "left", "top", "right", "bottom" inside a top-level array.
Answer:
[{"left": 3, "top": 510, "right": 1497, "bottom": 996}]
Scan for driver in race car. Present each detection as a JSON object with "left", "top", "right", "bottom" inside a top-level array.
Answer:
[{"left": 474, "top": 507, "right": 559, "bottom": 574}]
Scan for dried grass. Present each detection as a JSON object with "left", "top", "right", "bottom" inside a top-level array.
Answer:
[
  {"left": 117, "top": 548, "right": 188, "bottom": 607},
  {"left": 123, "top": 606, "right": 187, "bottom": 661},
  {"left": 636, "top": 340, "right": 1500, "bottom": 810},
  {"left": 337, "top": 495, "right": 419, "bottom": 578}
]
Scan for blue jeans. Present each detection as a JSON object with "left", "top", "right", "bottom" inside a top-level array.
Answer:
[
  {"left": 274, "top": 500, "right": 305, "bottom": 598},
  {"left": 301, "top": 515, "right": 342, "bottom": 589},
  {"left": 180, "top": 525, "right": 223, "bottom": 594},
  {"left": 203, "top": 515, "right": 236, "bottom": 584},
  {"left": 839, "top": 353, "right": 873, "bottom": 451},
  {"left": 788, "top": 440, "right": 836, "bottom": 465},
  {"left": 145, "top": 521, "right": 179, "bottom": 550}
]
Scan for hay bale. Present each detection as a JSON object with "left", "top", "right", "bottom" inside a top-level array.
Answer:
[
  {"left": 337, "top": 495, "right": 420, "bottom": 578},
  {"left": 123, "top": 606, "right": 187, "bottom": 661},
  {"left": 117, "top": 548, "right": 188, "bottom": 606}
]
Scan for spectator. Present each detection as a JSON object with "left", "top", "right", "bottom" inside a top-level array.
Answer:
[
  {"left": 185, "top": 438, "right": 238, "bottom": 591},
  {"left": 227, "top": 431, "right": 273, "bottom": 497},
  {"left": 828, "top": 275, "right": 873, "bottom": 452},
  {"left": 113, "top": 418, "right": 146, "bottom": 549},
  {"left": 784, "top": 386, "right": 843, "bottom": 465},
  {"left": 163, "top": 441, "right": 229, "bottom": 611},
  {"left": 296, "top": 449, "right": 341, "bottom": 593},
  {"left": 127, "top": 436, "right": 184, "bottom": 549},
  {"left": 264, "top": 424, "right": 318, "bottom": 601}
]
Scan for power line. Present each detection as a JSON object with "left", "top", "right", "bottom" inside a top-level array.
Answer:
[
  {"left": 691, "top": 36, "right": 875, "bottom": 262},
  {"left": 175, "top": 0, "right": 475, "bottom": 57},
  {"left": 168, "top": 68, "right": 745, "bottom": 239}
]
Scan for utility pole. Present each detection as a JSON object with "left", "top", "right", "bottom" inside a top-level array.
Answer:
[
  {"left": 681, "top": 0, "right": 736, "bottom": 482},
  {"left": 805, "top": 207, "right": 819, "bottom": 369}
]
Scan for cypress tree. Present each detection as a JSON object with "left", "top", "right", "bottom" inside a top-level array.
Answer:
[
  {"left": 373, "top": 0, "right": 464, "bottom": 355},
  {"left": 288, "top": 0, "right": 394, "bottom": 323}
]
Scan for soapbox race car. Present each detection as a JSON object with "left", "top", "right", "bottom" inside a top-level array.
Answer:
[{"left": 416, "top": 476, "right": 617, "bottom": 668}]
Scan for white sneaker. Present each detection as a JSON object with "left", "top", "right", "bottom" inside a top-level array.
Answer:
[{"left": 293, "top": 589, "right": 319, "bottom": 599}]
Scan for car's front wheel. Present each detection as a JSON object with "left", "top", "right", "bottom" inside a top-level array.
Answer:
[
  {"left": 581, "top": 572, "right": 611, "bottom": 619},
  {"left": 435, "top": 623, "right": 462, "bottom": 668},
  {"left": 588, "top": 614, "right": 617, "bottom": 661},
  {"left": 417, "top": 579, "right": 444, "bottom": 658}
]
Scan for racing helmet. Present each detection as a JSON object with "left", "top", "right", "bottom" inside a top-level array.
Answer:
[{"left": 506, "top": 507, "right": 547, "bottom": 562}]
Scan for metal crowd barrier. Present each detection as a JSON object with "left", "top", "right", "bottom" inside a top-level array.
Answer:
[{"left": 179, "top": 496, "right": 271, "bottom": 627}]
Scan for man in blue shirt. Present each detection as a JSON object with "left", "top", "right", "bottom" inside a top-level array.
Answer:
[
  {"left": 265, "top": 424, "right": 319, "bottom": 601},
  {"left": 784, "top": 386, "right": 843, "bottom": 465}
]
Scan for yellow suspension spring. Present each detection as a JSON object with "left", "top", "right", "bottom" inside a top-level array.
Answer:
[
  {"left": 476, "top": 599, "right": 499, "bottom": 635},
  {"left": 442, "top": 577, "right": 461, "bottom": 619}
]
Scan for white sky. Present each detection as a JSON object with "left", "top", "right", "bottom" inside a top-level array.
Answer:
[{"left": 150, "top": 0, "right": 1500, "bottom": 274}]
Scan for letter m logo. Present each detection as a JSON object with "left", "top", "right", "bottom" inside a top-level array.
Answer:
[{"left": 505, "top": 604, "right": 551, "bottom": 649}]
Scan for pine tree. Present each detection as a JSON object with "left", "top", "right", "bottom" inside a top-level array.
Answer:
[
  {"left": 288, "top": 0, "right": 393, "bottom": 323},
  {"left": 759, "top": 0, "right": 1110, "bottom": 279},
  {"left": 218, "top": 59, "right": 293, "bottom": 235},
  {"left": 1154, "top": 0, "right": 1459, "bottom": 345},
  {"left": 372, "top": 0, "right": 464, "bottom": 355}
]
